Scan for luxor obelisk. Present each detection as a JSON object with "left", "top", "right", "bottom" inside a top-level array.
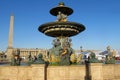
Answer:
[
  {"left": 8, "top": 15, "right": 14, "bottom": 48},
  {"left": 7, "top": 15, "right": 14, "bottom": 60}
]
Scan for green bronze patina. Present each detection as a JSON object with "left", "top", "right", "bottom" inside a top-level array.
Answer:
[
  {"left": 48, "top": 38, "right": 74, "bottom": 65},
  {"left": 38, "top": 2, "right": 85, "bottom": 66},
  {"left": 33, "top": 53, "right": 45, "bottom": 64},
  {"left": 88, "top": 52, "right": 99, "bottom": 63},
  {"left": 105, "top": 46, "right": 115, "bottom": 64},
  {"left": 10, "top": 49, "right": 21, "bottom": 66}
]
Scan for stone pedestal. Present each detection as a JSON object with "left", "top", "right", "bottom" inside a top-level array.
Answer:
[{"left": 6, "top": 48, "right": 13, "bottom": 61}]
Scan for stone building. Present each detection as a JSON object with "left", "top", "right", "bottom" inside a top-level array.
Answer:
[{"left": 10, "top": 48, "right": 48, "bottom": 59}]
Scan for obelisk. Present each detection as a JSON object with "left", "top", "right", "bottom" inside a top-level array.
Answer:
[
  {"left": 7, "top": 14, "right": 14, "bottom": 60},
  {"left": 8, "top": 15, "right": 14, "bottom": 49}
]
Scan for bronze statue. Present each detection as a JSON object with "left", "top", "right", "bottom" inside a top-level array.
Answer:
[
  {"left": 105, "top": 46, "right": 116, "bottom": 64},
  {"left": 57, "top": 11, "right": 67, "bottom": 22},
  {"left": 33, "top": 53, "right": 45, "bottom": 64},
  {"left": 88, "top": 51, "right": 99, "bottom": 63},
  {"left": 10, "top": 49, "right": 21, "bottom": 66}
]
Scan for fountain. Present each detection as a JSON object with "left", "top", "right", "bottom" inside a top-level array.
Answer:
[{"left": 38, "top": 2, "right": 85, "bottom": 65}]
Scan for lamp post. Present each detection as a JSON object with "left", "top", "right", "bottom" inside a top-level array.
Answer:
[{"left": 80, "top": 46, "right": 83, "bottom": 52}]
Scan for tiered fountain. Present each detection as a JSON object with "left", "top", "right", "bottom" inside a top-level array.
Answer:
[{"left": 38, "top": 2, "right": 85, "bottom": 65}]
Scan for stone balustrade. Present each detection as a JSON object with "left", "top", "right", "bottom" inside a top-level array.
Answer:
[{"left": 0, "top": 63, "right": 120, "bottom": 80}]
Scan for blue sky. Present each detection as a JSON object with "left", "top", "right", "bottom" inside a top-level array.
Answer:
[{"left": 0, "top": 0, "right": 120, "bottom": 51}]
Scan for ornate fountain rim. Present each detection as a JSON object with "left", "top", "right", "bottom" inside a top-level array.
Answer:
[{"left": 38, "top": 21, "right": 85, "bottom": 37}]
